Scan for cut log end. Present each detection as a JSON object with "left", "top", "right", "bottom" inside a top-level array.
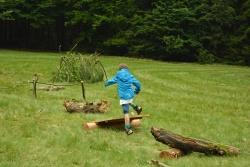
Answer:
[
  {"left": 84, "top": 122, "right": 98, "bottom": 129},
  {"left": 229, "top": 147, "right": 240, "bottom": 155},
  {"left": 131, "top": 119, "right": 141, "bottom": 127},
  {"left": 160, "top": 148, "right": 185, "bottom": 159}
]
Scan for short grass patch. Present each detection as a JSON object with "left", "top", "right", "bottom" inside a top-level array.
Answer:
[{"left": 0, "top": 50, "right": 250, "bottom": 167}]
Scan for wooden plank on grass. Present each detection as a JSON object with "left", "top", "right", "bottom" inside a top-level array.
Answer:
[{"left": 84, "top": 115, "right": 149, "bottom": 129}]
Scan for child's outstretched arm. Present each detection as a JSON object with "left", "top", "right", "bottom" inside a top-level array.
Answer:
[
  {"left": 131, "top": 76, "right": 141, "bottom": 94},
  {"left": 105, "top": 75, "right": 117, "bottom": 87}
]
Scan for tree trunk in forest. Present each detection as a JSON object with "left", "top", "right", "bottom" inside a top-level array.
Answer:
[
  {"left": 151, "top": 127, "right": 240, "bottom": 156},
  {"left": 0, "top": 21, "right": 3, "bottom": 46},
  {"left": 56, "top": 15, "right": 65, "bottom": 50}
]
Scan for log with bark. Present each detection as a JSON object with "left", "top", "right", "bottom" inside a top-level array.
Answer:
[
  {"left": 64, "top": 100, "right": 109, "bottom": 113},
  {"left": 151, "top": 127, "right": 239, "bottom": 156},
  {"left": 84, "top": 115, "right": 149, "bottom": 129}
]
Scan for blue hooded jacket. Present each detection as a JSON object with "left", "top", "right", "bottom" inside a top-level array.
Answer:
[{"left": 105, "top": 68, "right": 141, "bottom": 100}]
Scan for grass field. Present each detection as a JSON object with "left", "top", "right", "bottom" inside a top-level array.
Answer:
[{"left": 0, "top": 50, "right": 250, "bottom": 167}]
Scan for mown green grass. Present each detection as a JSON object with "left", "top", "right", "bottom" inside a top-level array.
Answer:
[{"left": 0, "top": 50, "right": 250, "bottom": 167}]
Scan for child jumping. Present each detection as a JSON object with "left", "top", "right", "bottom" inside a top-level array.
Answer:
[{"left": 105, "top": 63, "right": 141, "bottom": 135}]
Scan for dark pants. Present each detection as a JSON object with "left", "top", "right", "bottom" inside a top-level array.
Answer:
[{"left": 122, "top": 104, "right": 129, "bottom": 114}]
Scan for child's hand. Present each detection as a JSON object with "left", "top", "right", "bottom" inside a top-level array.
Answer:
[
  {"left": 134, "top": 90, "right": 140, "bottom": 95},
  {"left": 104, "top": 81, "right": 109, "bottom": 87}
]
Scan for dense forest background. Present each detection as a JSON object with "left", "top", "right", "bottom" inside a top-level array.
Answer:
[{"left": 0, "top": 0, "right": 249, "bottom": 65}]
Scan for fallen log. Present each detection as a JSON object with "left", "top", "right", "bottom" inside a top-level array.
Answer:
[
  {"left": 37, "top": 85, "right": 65, "bottom": 91},
  {"left": 159, "top": 148, "right": 185, "bottom": 159},
  {"left": 64, "top": 100, "right": 109, "bottom": 113},
  {"left": 84, "top": 115, "right": 149, "bottom": 129},
  {"left": 151, "top": 127, "right": 239, "bottom": 156}
]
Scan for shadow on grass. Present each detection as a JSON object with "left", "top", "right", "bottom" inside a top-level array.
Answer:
[{"left": 99, "top": 125, "right": 144, "bottom": 135}]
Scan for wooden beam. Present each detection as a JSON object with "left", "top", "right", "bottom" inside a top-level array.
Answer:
[{"left": 84, "top": 115, "right": 149, "bottom": 129}]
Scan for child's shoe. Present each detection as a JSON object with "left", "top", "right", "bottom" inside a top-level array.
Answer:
[
  {"left": 130, "top": 103, "right": 142, "bottom": 115},
  {"left": 125, "top": 128, "right": 133, "bottom": 135},
  {"left": 135, "top": 106, "right": 142, "bottom": 115}
]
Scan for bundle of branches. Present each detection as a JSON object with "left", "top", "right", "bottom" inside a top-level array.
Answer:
[
  {"left": 52, "top": 52, "right": 104, "bottom": 83},
  {"left": 151, "top": 127, "right": 239, "bottom": 159},
  {"left": 64, "top": 99, "right": 109, "bottom": 113}
]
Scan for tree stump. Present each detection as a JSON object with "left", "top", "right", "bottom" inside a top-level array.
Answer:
[
  {"left": 160, "top": 148, "right": 185, "bottom": 159},
  {"left": 64, "top": 100, "right": 109, "bottom": 113},
  {"left": 151, "top": 127, "right": 240, "bottom": 156}
]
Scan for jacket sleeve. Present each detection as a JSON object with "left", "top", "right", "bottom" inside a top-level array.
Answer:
[
  {"left": 131, "top": 76, "right": 141, "bottom": 94},
  {"left": 105, "top": 75, "right": 118, "bottom": 87}
]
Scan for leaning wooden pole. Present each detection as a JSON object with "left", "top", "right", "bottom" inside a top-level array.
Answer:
[
  {"left": 80, "top": 81, "right": 86, "bottom": 102},
  {"left": 151, "top": 127, "right": 239, "bottom": 156},
  {"left": 32, "top": 74, "right": 38, "bottom": 98}
]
